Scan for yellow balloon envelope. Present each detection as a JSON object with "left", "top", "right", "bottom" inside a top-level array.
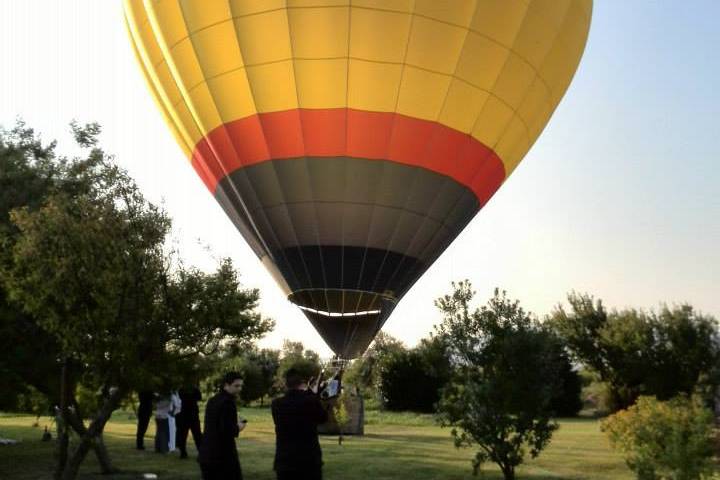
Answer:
[{"left": 124, "top": 0, "right": 592, "bottom": 358}]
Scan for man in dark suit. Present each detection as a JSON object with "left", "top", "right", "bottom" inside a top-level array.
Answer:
[
  {"left": 176, "top": 385, "right": 202, "bottom": 459},
  {"left": 198, "top": 372, "right": 246, "bottom": 480},
  {"left": 271, "top": 368, "right": 329, "bottom": 480},
  {"left": 135, "top": 390, "right": 154, "bottom": 450}
]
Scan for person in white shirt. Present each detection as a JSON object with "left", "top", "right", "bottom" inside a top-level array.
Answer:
[
  {"left": 167, "top": 391, "right": 182, "bottom": 452},
  {"left": 154, "top": 394, "right": 172, "bottom": 453}
]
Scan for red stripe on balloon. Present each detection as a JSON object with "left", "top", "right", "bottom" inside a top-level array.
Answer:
[{"left": 190, "top": 108, "right": 506, "bottom": 205}]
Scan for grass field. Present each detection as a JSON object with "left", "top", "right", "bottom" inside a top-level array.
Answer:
[{"left": 0, "top": 408, "right": 688, "bottom": 479}]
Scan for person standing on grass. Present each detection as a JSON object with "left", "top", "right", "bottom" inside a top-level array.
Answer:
[
  {"left": 176, "top": 384, "right": 203, "bottom": 459},
  {"left": 271, "top": 368, "right": 329, "bottom": 480},
  {"left": 167, "top": 390, "right": 182, "bottom": 452},
  {"left": 136, "top": 390, "right": 154, "bottom": 450},
  {"left": 198, "top": 372, "right": 247, "bottom": 480},
  {"left": 154, "top": 392, "right": 173, "bottom": 453}
]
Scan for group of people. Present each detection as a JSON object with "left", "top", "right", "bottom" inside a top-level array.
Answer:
[
  {"left": 135, "top": 386, "right": 202, "bottom": 459},
  {"left": 135, "top": 368, "right": 329, "bottom": 480}
]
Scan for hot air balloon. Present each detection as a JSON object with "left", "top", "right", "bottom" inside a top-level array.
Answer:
[{"left": 124, "top": 0, "right": 592, "bottom": 359}]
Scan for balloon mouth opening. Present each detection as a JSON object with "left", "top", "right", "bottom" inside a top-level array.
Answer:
[
  {"left": 289, "top": 289, "right": 397, "bottom": 359},
  {"left": 287, "top": 288, "right": 396, "bottom": 316},
  {"left": 297, "top": 305, "right": 382, "bottom": 318}
]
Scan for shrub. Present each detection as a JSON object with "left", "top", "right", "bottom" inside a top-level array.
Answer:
[{"left": 601, "top": 395, "right": 715, "bottom": 479}]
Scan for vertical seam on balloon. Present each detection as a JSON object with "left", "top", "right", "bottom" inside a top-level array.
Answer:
[
  {"left": 419, "top": 2, "right": 574, "bottom": 224},
  {"left": 342, "top": 1, "right": 353, "bottom": 315},
  {"left": 141, "top": 3, "right": 220, "bottom": 194},
  {"left": 358, "top": 0, "right": 417, "bottom": 316},
  {"left": 378, "top": 4, "right": 480, "bottom": 296},
  {"left": 517, "top": 1, "right": 578, "bottom": 170},
  {"left": 182, "top": 3, "right": 294, "bottom": 269},
  {"left": 168, "top": 1, "right": 280, "bottom": 268},
  {"left": 467, "top": 3, "right": 536, "bottom": 177},
  {"left": 123, "top": 12, "right": 188, "bottom": 156},
  {"left": 336, "top": 1, "right": 354, "bottom": 358},
  {"left": 410, "top": 151, "right": 497, "bottom": 272},
  {"left": 158, "top": 1, "right": 298, "bottom": 302},
  {"left": 498, "top": 0, "right": 572, "bottom": 176},
  {"left": 125, "top": 4, "right": 197, "bottom": 164},
  {"left": 226, "top": 0, "right": 310, "bottom": 295},
  {"left": 351, "top": 2, "right": 415, "bottom": 317},
  {"left": 169, "top": 2, "right": 270, "bottom": 247},
  {"left": 285, "top": 3, "right": 333, "bottom": 315}
]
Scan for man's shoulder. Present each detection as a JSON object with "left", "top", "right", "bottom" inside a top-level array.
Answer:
[
  {"left": 273, "top": 391, "right": 321, "bottom": 407},
  {"left": 206, "top": 391, "right": 230, "bottom": 408},
  {"left": 271, "top": 395, "right": 286, "bottom": 409}
]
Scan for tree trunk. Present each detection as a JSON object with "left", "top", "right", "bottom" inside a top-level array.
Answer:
[
  {"left": 64, "top": 406, "right": 115, "bottom": 474},
  {"left": 54, "top": 360, "right": 70, "bottom": 480},
  {"left": 92, "top": 434, "right": 114, "bottom": 474},
  {"left": 60, "top": 436, "right": 93, "bottom": 480},
  {"left": 54, "top": 412, "right": 69, "bottom": 480},
  {"left": 60, "top": 388, "right": 124, "bottom": 480},
  {"left": 501, "top": 464, "right": 515, "bottom": 480}
]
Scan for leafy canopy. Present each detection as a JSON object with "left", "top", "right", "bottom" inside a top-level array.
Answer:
[{"left": 435, "top": 282, "right": 564, "bottom": 480}]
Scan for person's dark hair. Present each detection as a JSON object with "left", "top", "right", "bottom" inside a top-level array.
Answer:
[
  {"left": 284, "top": 368, "right": 305, "bottom": 389},
  {"left": 222, "top": 371, "right": 243, "bottom": 387}
]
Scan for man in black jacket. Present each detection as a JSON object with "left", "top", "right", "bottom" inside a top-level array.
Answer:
[
  {"left": 271, "top": 368, "right": 329, "bottom": 480},
  {"left": 176, "top": 385, "right": 202, "bottom": 459},
  {"left": 135, "top": 391, "right": 154, "bottom": 450},
  {"left": 198, "top": 372, "right": 246, "bottom": 480}
]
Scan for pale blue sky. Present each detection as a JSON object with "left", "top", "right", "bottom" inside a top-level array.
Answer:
[{"left": 1, "top": 1, "right": 718, "bottom": 357}]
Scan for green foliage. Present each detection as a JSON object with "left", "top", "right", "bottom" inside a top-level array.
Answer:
[
  {"left": 242, "top": 348, "right": 280, "bottom": 404},
  {"left": 73, "top": 385, "right": 103, "bottom": 421},
  {"left": 601, "top": 395, "right": 716, "bottom": 479},
  {"left": 550, "top": 293, "right": 720, "bottom": 411},
  {"left": 377, "top": 336, "right": 452, "bottom": 413},
  {"left": 2, "top": 133, "right": 273, "bottom": 392},
  {"left": 0, "top": 121, "right": 274, "bottom": 478},
  {"left": 343, "top": 331, "right": 405, "bottom": 400},
  {"left": 549, "top": 350, "right": 583, "bottom": 417},
  {"left": 0, "top": 121, "right": 69, "bottom": 407},
  {"left": 435, "top": 282, "right": 563, "bottom": 480},
  {"left": 13, "top": 385, "right": 53, "bottom": 418},
  {"left": 276, "top": 340, "right": 322, "bottom": 388},
  {"left": 203, "top": 346, "right": 280, "bottom": 405},
  {"left": 334, "top": 390, "right": 350, "bottom": 445}
]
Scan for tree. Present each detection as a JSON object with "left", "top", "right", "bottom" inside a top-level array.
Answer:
[
  {"left": 549, "top": 349, "right": 583, "bottom": 417},
  {"left": 276, "top": 340, "right": 322, "bottom": 388},
  {"left": 207, "top": 346, "right": 280, "bottom": 405},
  {"left": 435, "top": 282, "right": 563, "bottom": 480},
  {"left": 0, "top": 122, "right": 105, "bottom": 469},
  {"left": 377, "top": 336, "right": 452, "bottom": 412},
  {"left": 0, "top": 122, "right": 65, "bottom": 410},
  {"left": 550, "top": 293, "right": 720, "bottom": 411},
  {"left": 248, "top": 348, "right": 281, "bottom": 405},
  {"left": 647, "top": 305, "right": 720, "bottom": 402},
  {"left": 0, "top": 124, "right": 273, "bottom": 479},
  {"left": 343, "top": 331, "right": 405, "bottom": 401}
]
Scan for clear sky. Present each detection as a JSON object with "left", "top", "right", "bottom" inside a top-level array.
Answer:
[{"left": 1, "top": 1, "right": 718, "bottom": 357}]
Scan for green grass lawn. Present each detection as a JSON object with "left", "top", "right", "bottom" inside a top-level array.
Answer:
[{"left": 0, "top": 408, "right": 669, "bottom": 479}]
